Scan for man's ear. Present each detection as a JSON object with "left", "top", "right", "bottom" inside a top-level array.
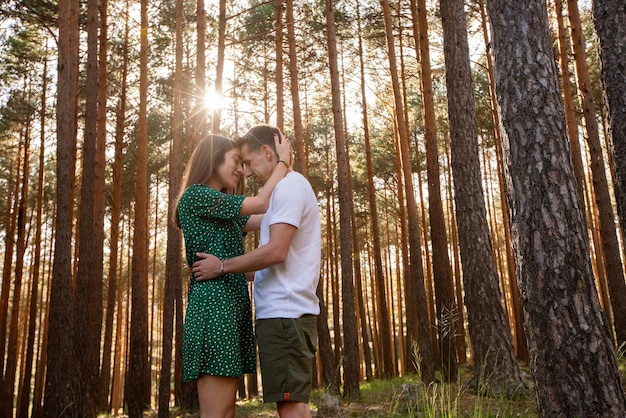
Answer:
[{"left": 261, "top": 144, "right": 273, "bottom": 161}]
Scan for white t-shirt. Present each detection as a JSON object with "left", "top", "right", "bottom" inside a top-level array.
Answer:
[{"left": 254, "top": 171, "right": 321, "bottom": 319}]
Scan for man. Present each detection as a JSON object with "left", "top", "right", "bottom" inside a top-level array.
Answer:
[{"left": 192, "top": 124, "right": 321, "bottom": 418}]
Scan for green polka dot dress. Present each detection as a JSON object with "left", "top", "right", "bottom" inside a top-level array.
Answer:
[{"left": 177, "top": 184, "right": 256, "bottom": 381}]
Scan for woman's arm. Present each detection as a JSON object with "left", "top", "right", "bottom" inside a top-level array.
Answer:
[
  {"left": 243, "top": 214, "right": 263, "bottom": 232},
  {"left": 239, "top": 132, "right": 292, "bottom": 215}
]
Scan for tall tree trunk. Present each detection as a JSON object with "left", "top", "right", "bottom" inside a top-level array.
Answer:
[
  {"left": 440, "top": 0, "right": 527, "bottom": 397},
  {"left": 567, "top": 0, "right": 626, "bottom": 346},
  {"left": 125, "top": 0, "right": 150, "bottom": 414},
  {"left": 0, "top": 162, "right": 17, "bottom": 397},
  {"left": 212, "top": 0, "right": 226, "bottom": 134},
  {"left": 324, "top": 0, "right": 360, "bottom": 399},
  {"left": 354, "top": 0, "right": 392, "bottom": 381},
  {"left": 93, "top": 0, "right": 108, "bottom": 408},
  {"left": 381, "top": 0, "right": 433, "bottom": 383},
  {"left": 477, "top": 0, "right": 528, "bottom": 361},
  {"left": 486, "top": 0, "right": 626, "bottom": 414},
  {"left": 193, "top": 0, "right": 206, "bottom": 142},
  {"left": 275, "top": 0, "right": 284, "bottom": 130},
  {"left": 554, "top": 0, "right": 586, "bottom": 213},
  {"left": 75, "top": 0, "right": 102, "bottom": 412},
  {"left": 285, "top": 0, "right": 307, "bottom": 174},
  {"left": 43, "top": 0, "right": 81, "bottom": 414},
  {"left": 99, "top": 6, "right": 128, "bottom": 410},
  {"left": 412, "top": 0, "right": 458, "bottom": 382},
  {"left": 3, "top": 109, "right": 31, "bottom": 418},
  {"left": 592, "top": 0, "right": 626, "bottom": 274},
  {"left": 159, "top": 0, "right": 184, "bottom": 413},
  {"left": 17, "top": 47, "right": 48, "bottom": 418}
]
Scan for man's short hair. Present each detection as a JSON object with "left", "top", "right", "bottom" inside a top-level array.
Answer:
[{"left": 237, "top": 124, "right": 281, "bottom": 154}]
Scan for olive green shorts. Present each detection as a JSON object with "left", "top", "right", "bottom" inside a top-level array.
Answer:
[{"left": 255, "top": 315, "right": 318, "bottom": 403}]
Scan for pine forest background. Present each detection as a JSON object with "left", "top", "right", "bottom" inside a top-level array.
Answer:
[{"left": 1, "top": 0, "right": 626, "bottom": 416}]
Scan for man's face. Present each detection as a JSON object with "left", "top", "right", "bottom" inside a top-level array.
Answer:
[{"left": 241, "top": 143, "right": 273, "bottom": 186}]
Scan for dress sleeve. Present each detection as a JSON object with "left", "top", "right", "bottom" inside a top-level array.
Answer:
[{"left": 181, "top": 184, "right": 246, "bottom": 221}]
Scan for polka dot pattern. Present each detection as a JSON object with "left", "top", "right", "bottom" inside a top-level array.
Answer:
[{"left": 177, "top": 184, "right": 256, "bottom": 381}]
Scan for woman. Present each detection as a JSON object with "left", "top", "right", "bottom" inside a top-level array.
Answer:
[{"left": 174, "top": 133, "right": 290, "bottom": 418}]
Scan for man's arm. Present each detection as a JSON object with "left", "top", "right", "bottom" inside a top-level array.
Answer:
[{"left": 192, "top": 222, "right": 297, "bottom": 281}]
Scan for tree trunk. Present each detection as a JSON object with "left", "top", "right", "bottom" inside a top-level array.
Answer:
[
  {"left": 355, "top": 1, "right": 375, "bottom": 382},
  {"left": 440, "top": 0, "right": 527, "bottom": 397},
  {"left": 193, "top": 0, "right": 206, "bottom": 142},
  {"left": 486, "top": 0, "right": 626, "bottom": 414},
  {"left": 566, "top": 0, "right": 626, "bottom": 347},
  {"left": 43, "top": 0, "right": 81, "bottom": 414},
  {"left": 592, "top": 0, "right": 626, "bottom": 278},
  {"left": 382, "top": 0, "right": 433, "bottom": 383},
  {"left": 324, "top": 0, "right": 360, "bottom": 399},
  {"left": 17, "top": 46, "right": 48, "bottom": 418},
  {"left": 477, "top": 0, "right": 528, "bottom": 361},
  {"left": 275, "top": 0, "right": 284, "bottom": 130},
  {"left": 3, "top": 110, "right": 31, "bottom": 418},
  {"left": 125, "top": 0, "right": 150, "bottom": 414},
  {"left": 159, "top": 0, "right": 184, "bottom": 413},
  {"left": 212, "top": 0, "right": 225, "bottom": 134},
  {"left": 412, "top": 0, "right": 459, "bottom": 382},
  {"left": 99, "top": 6, "right": 128, "bottom": 410},
  {"left": 74, "top": 0, "right": 103, "bottom": 412},
  {"left": 285, "top": 0, "right": 308, "bottom": 174}
]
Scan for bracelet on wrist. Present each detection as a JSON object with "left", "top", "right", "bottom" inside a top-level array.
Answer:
[
  {"left": 277, "top": 159, "right": 289, "bottom": 168},
  {"left": 220, "top": 259, "right": 225, "bottom": 275}
]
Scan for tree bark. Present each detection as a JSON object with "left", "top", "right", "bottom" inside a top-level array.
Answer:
[
  {"left": 566, "top": 0, "right": 626, "bottom": 347},
  {"left": 324, "top": 0, "right": 360, "bottom": 399},
  {"left": 275, "top": 0, "right": 284, "bottom": 130},
  {"left": 592, "top": 0, "right": 626, "bottom": 280},
  {"left": 285, "top": 0, "right": 308, "bottom": 174},
  {"left": 17, "top": 45, "right": 48, "bottom": 418},
  {"left": 486, "top": 0, "right": 626, "bottom": 414},
  {"left": 382, "top": 0, "right": 434, "bottom": 383},
  {"left": 412, "top": 0, "right": 458, "bottom": 382},
  {"left": 3, "top": 107, "right": 31, "bottom": 417},
  {"left": 212, "top": 0, "right": 226, "bottom": 134},
  {"left": 74, "top": 0, "right": 103, "bottom": 412},
  {"left": 125, "top": 0, "right": 150, "bottom": 414},
  {"left": 159, "top": 0, "right": 184, "bottom": 413},
  {"left": 440, "top": 0, "right": 527, "bottom": 397},
  {"left": 43, "top": 0, "right": 81, "bottom": 414}
]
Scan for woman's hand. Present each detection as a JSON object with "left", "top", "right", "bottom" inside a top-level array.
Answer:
[{"left": 274, "top": 132, "right": 293, "bottom": 167}]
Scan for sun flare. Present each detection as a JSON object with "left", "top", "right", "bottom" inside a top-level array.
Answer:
[{"left": 203, "top": 89, "right": 228, "bottom": 111}]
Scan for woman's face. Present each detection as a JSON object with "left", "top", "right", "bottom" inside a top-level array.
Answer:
[{"left": 208, "top": 147, "right": 244, "bottom": 192}]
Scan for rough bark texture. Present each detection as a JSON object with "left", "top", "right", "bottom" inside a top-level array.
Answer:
[
  {"left": 592, "top": 0, "right": 626, "bottom": 274},
  {"left": 382, "top": 0, "right": 434, "bottom": 383},
  {"left": 324, "top": 0, "right": 360, "bottom": 399},
  {"left": 440, "top": 0, "right": 526, "bottom": 398},
  {"left": 125, "top": 0, "right": 150, "bottom": 414},
  {"left": 486, "top": 0, "right": 626, "bottom": 415},
  {"left": 74, "top": 0, "right": 103, "bottom": 412},
  {"left": 286, "top": 0, "right": 308, "bottom": 175},
  {"left": 567, "top": 0, "right": 626, "bottom": 347},
  {"left": 159, "top": 0, "right": 184, "bottom": 414},
  {"left": 412, "top": 0, "right": 458, "bottom": 382},
  {"left": 43, "top": 0, "right": 81, "bottom": 415}
]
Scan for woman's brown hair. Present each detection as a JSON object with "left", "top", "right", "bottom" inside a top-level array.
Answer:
[{"left": 173, "top": 135, "right": 242, "bottom": 226}]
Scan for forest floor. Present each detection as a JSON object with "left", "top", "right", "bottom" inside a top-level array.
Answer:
[{"left": 137, "top": 358, "right": 626, "bottom": 417}]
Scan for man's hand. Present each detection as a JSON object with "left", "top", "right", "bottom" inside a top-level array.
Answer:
[{"left": 192, "top": 253, "right": 222, "bottom": 281}]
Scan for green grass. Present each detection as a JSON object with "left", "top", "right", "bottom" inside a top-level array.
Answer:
[
  {"left": 231, "top": 367, "right": 538, "bottom": 418},
  {"left": 135, "top": 354, "right": 626, "bottom": 417}
]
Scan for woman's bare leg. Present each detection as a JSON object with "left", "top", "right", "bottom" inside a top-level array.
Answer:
[{"left": 197, "top": 375, "right": 239, "bottom": 418}]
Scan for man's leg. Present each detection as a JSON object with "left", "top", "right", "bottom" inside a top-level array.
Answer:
[
  {"left": 276, "top": 400, "right": 312, "bottom": 418},
  {"left": 197, "top": 374, "right": 239, "bottom": 418}
]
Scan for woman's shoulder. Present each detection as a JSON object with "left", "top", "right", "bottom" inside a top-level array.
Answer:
[{"left": 181, "top": 184, "right": 216, "bottom": 198}]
